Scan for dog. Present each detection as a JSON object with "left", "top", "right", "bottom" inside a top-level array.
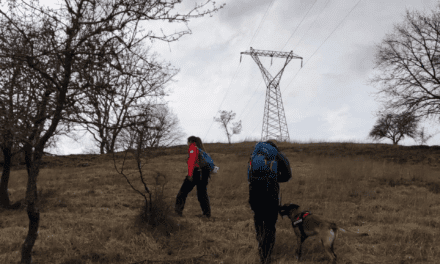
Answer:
[{"left": 278, "top": 203, "right": 368, "bottom": 263}]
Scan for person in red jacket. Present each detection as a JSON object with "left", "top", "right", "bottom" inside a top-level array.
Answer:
[{"left": 175, "top": 136, "right": 211, "bottom": 218}]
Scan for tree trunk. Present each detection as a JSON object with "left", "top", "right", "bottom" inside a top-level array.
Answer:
[
  {"left": 21, "top": 188, "right": 39, "bottom": 264},
  {"left": 106, "top": 137, "right": 114, "bottom": 154},
  {"left": 392, "top": 135, "right": 397, "bottom": 145},
  {"left": 100, "top": 141, "right": 105, "bottom": 155},
  {"left": 21, "top": 146, "right": 40, "bottom": 264},
  {"left": 109, "top": 131, "right": 118, "bottom": 154},
  {"left": 223, "top": 125, "right": 231, "bottom": 144},
  {"left": 0, "top": 147, "right": 12, "bottom": 208}
]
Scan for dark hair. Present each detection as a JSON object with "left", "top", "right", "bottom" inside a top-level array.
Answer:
[
  {"left": 187, "top": 136, "right": 206, "bottom": 152},
  {"left": 266, "top": 139, "right": 279, "bottom": 150}
]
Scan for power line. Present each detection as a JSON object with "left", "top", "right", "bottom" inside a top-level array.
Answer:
[
  {"left": 280, "top": 0, "right": 318, "bottom": 51},
  {"left": 203, "top": 0, "right": 276, "bottom": 141},
  {"left": 293, "top": 0, "right": 331, "bottom": 49},
  {"left": 251, "top": 120, "right": 260, "bottom": 135},
  {"left": 282, "top": 0, "right": 363, "bottom": 95},
  {"left": 237, "top": 81, "right": 262, "bottom": 120},
  {"left": 248, "top": 0, "right": 276, "bottom": 48}
]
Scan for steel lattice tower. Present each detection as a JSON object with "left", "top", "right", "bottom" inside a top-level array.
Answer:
[{"left": 241, "top": 47, "right": 302, "bottom": 142}]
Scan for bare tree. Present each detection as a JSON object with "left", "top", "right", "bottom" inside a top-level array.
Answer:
[
  {"left": 414, "top": 126, "right": 439, "bottom": 145},
  {"left": 142, "top": 104, "right": 186, "bottom": 148},
  {"left": 112, "top": 116, "right": 179, "bottom": 243},
  {"left": 0, "top": 25, "right": 64, "bottom": 208},
  {"left": 214, "top": 110, "right": 242, "bottom": 144},
  {"left": 369, "top": 111, "right": 420, "bottom": 145},
  {"left": 370, "top": 7, "right": 440, "bottom": 122},
  {"left": 0, "top": 1, "right": 224, "bottom": 263},
  {"left": 72, "top": 44, "right": 177, "bottom": 154},
  {"left": 0, "top": 29, "right": 27, "bottom": 209},
  {"left": 118, "top": 103, "right": 185, "bottom": 151}
]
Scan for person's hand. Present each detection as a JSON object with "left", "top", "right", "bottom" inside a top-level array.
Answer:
[{"left": 187, "top": 176, "right": 193, "bottom": 182}]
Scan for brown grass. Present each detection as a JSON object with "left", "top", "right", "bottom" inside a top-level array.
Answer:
[{"left": 1, "top": 139, "right": 439, "bottom": 263}]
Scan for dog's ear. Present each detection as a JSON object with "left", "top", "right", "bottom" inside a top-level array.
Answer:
[
  {"left": 279, "top": 204, "right": 291, "bottom": 211},
  {"left": 286, "top": 204, "right": 300, "bottom": 215},
  {"left": 278, "top": 205, "right": 285, "bottom": 219}
]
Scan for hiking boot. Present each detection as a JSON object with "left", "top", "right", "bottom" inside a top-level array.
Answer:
[
  {"left": 196, "top": 214, "right": 211, "bottom": 220},
  {"left": 201, "top": 215, "right": 211, "bottom": 222}
]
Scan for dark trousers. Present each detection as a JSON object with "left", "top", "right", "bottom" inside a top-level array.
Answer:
[
  {"left": 175, "top": 168, "right": 211, "bottom": 217},
  {"left": 249, "top": 179, "right": 280, "bottom": 264}
]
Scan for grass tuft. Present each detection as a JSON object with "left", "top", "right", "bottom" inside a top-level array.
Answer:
[{"left": 135, "top": 189, "right": 181, "bottom": 238}]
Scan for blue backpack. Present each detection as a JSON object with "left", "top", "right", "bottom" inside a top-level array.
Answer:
[
  {"left": 247, "top": 142, "right": 292, "bottom": 182},
  {"left": 247, "top": 142, "right": 278, "bottom": 181},
  {"left": 197, "top": 148, "right": 216, "bottom": 172}
]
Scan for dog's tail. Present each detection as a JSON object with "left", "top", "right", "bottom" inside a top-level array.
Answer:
[{"left": 336, "top": 225, "right": 368, "bottom": 237}]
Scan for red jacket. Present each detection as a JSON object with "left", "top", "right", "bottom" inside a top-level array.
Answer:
[{"left": 187, "top": 143, "right": 200, "bottom": 178}]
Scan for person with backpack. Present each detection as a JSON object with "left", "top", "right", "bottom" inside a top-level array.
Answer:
[
  {"left": 247, "top": 139, "right": 292, "bottom": 264},
  {"left": 175, "top": 136, "right": 215, "bottom": 219}
]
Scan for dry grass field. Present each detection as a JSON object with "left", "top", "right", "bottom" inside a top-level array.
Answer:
[{"left": 1, "top": 139, "right": 440, "bottom": 263}]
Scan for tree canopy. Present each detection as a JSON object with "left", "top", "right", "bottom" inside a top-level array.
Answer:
[
  {"left": 368, "top": 111, "right": 419, "bottom": 145},
  {"left": 214, "top": 110, "right": 242, "bottom": 144},
  {"left": 371, "top": 6, "right": 440, "bottom": 122}
]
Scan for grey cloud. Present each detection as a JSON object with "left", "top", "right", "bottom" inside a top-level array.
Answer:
[
  {"left": 218, "top": 0, "right": 322, "bottom": 28},
  {"left": 319, "top": 44, "right": 377, "bottom": 83},
  {"left": 347, "top": 44, "right": 377, "bottom": 77},
  {"left": 218, "top": 0, "right": 269, "bottom": 26}
]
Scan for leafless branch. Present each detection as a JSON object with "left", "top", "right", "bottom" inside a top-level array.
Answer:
[{"left": 370, "top": 7, "right": 440, "bottom": 123}]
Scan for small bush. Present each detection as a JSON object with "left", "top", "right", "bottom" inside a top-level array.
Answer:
[{"left": 136, "top": 190, "right": 180, "bottom": 237}]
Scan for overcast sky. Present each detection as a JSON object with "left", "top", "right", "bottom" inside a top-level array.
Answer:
[{"left": 47, "top": 0, "right": 440, "bottom": 155}]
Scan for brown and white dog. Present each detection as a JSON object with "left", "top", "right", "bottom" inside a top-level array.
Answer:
[{"left": 278, "top": 203, "right": 368, "bottom": 263}]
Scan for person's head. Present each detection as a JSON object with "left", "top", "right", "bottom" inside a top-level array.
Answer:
[
  {"left": 187, "top": 136, "right": 206, "bottom": 151},
  {"left": 266, "top": 138, "right": 279, "bottom": 150}
]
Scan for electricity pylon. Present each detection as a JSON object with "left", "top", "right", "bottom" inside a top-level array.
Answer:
[{"left": 241, "top": 47, "right": 302, "bottom": 142}]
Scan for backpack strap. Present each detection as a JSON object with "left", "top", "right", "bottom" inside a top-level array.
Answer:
[
  {"left": 247, "top": 156, "right": 253, "bottom": 181},
  {"left": 264, "top": 159, "right": 275, "bottom": 171}
]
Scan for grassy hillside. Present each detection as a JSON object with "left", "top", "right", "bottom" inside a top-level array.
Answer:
[{"left": 1, "top": 140, "right": 439, "bottom": 263}]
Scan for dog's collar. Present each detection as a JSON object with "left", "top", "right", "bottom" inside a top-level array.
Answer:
[{"left": 292, "top": 211, "right": 311, "bottom": 226}]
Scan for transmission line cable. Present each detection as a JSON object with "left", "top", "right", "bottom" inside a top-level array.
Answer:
[
  {"left": 203, "top": 0, "right": 276, "bottom": 141},
  {"left": 202, "top": 71, "right": 238, "bottom": 142},
  {"left": 293, "top": 0, "right": 330, "bottom": 50},
  {"left": 282, "top": 0, "right": 362, "bottom": 94},
  {"left": 237, "top": 84, "right": 260, "bottom": 120},
  {"left": 248, "top": 0, "right": 276, "bottom": 48},
  {"left": 251, "top": 115, "right": 263, "bottom": 135},
  {"left": 280, "top": 0, "right": 317, "bottom": 51}
]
